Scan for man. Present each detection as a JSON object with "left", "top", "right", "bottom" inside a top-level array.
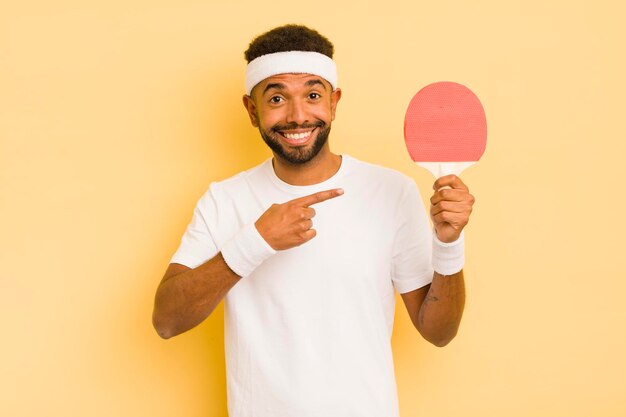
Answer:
[{"left": 153, "top": 24, "right": 474, "bottom": 416}]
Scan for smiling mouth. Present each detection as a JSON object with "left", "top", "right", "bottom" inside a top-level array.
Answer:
[{"left": 277, "top": 128, "right": 315, "bottom": 145}]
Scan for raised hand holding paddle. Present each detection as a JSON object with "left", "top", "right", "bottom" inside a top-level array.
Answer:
[{"left": 403, "top": 81, "right": 483, "bottom": 245}]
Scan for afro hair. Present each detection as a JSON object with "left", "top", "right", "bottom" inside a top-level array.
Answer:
[{"left": 244, "top": 24, "right": 334, "bottom": 63}]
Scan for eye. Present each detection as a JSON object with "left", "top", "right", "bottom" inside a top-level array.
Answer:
[
  {"left": 269, "top": 96, "right": 284, "bottom": 104},
  {"left": 308, "top": 92, "right": 321, "bottom": 100}
]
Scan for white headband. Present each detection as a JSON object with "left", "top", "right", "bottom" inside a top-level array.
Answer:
[{"left": 245, "top": 51, "right": 338, "bottom": 95}]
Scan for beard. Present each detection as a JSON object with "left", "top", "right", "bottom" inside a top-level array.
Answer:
[{"left": 259, "top": 120, "right": 331, "bottom": 165}]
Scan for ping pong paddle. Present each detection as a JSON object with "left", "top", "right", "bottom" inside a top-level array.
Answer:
[{"left": 404, "top": 81, "right": 487, "bottom": 178}]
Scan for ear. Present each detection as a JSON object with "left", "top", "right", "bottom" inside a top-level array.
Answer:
[
  {"left": 330, "top": 88, "right": 342, "bottom": 121},
  {"left": 242, "top": 94, "right": 259, "bottom": 127}
]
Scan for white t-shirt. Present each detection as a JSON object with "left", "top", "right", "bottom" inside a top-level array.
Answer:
[{"left": 172, "top": 155, "right": 434, "bottom": 417}]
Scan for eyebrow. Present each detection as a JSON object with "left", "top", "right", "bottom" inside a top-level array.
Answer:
[
  {"left": 263, "top": 82, "right": 285, "bottom": 94},
  {"left": 305, "top": 79, "right": 326, "bottom": 89},
  {"left": 262, "top": 78, "right": 328, "bottom": 95}
]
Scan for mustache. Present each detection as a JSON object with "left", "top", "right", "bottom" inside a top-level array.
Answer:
[{"left": 272, "top": 120, "right": 325, "bottom": 131}]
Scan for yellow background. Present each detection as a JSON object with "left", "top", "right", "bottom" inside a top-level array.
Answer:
[{"left": 2, "top": 0, "right": 625, "bottom": 416}]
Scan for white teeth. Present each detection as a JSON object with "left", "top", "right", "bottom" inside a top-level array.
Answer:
[{"left": 283, "top": 131, "right": 312, "bottom": 140}]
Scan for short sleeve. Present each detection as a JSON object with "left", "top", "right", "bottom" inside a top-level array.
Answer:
[
  {"left": 391, "top": 181, "right": 434, "bottom": 293},
  {"left": 170, "top": 188, "right": 220, "bottom": 269}
]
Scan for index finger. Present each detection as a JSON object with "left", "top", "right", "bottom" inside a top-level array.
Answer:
[
  {"left": 433, "top": 175, "right": 469, "bottom": 192},
  {"left": 290, "top": 188, "right": 345, "bottom": 207}
]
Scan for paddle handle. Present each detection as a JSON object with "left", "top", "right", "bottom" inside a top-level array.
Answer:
[{"left": 417, "top": 161, "right": 476, "bottom": 178}]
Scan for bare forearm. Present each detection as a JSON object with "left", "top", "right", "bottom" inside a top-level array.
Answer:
[
  {"left": 152, "top": 253, "right": 240, "bottom": 339},
  {"left": 417, "top": 270, "right": 466, "bottom": 347}
]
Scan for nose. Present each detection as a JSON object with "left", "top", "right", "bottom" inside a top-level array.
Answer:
[{"left": 286, "top": 99, "right": 308, "bottom": 125}]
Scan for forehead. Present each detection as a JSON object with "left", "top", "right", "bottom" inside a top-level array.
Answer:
[{"left": 253, "top": 73, "right": 332, "bottom": 95}]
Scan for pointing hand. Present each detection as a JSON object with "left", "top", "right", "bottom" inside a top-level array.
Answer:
[{"left": 256, "top": 188, "right": 344, "bottom": 250}]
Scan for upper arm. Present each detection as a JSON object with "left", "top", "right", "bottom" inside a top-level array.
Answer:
[
  {"left": 170, "top": 187, "right": 221, "bottom": 270},
  {"left": 391, "top": 180, "right": 434, "bottom": 293},
  {"left": 400, "top": 284, "right": 431, "bottom": 329}
]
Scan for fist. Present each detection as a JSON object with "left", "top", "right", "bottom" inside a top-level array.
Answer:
[{"left": 430, "top": 175, "right": 475, "bottom": 243}]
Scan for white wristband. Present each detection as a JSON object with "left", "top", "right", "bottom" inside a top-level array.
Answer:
[
  {"left": 432, "top": 230, "right": 465, "bottom": 275},
  {"left": 221, "top": 223, "right": 276, "bottom": 277}
]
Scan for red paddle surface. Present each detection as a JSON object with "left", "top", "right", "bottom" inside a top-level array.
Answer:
[{"left": 404, "top": 81, "right": 486, "bottom": 163}]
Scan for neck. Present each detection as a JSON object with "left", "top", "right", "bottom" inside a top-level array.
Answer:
[{"left": 272, "top": 147, "right": 342, "bottom": 186}]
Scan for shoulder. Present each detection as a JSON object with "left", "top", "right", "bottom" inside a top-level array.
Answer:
[
  {"left": 343, "top": 155, "right": 417, "bottom": 192},
  {"left": 190, "top": 159, "right": 271, "bottom": 216},
  {"left": 203, "top": 159, "right": 270, "bottom": 200}
]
